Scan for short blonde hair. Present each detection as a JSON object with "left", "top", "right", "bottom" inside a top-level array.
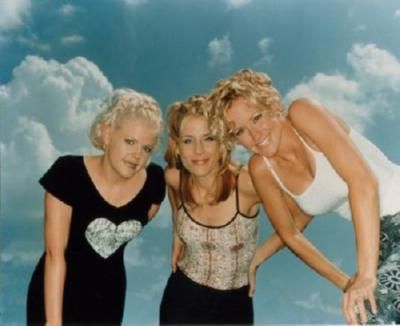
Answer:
[
  {"left": 165, "top": 95, "right": 238, "bottom": 206},
  {"left": 89, "top": 88, "right": 162, "bottom": 150},
  {"left": 207, "top": 69, "right": 285, "bottom": 135}
]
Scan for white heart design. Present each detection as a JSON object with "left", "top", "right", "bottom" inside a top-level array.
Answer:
[{"left": 85, "top": 217, "right": 142, "bottom": 258}]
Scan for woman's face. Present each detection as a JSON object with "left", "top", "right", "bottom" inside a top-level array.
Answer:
[
  {"left": 103, "top": 117, "right": 158, "bottom": 180},
  {"left": 177, "top": 115, "right": 221, "bottom": 179},
  {"left": 225, "top": 97, "right": 282, "bottom": 157}
]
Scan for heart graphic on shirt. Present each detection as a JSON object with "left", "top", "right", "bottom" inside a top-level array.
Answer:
[{"left": 85, "top": 218, "right": 142, "bottom": 258}]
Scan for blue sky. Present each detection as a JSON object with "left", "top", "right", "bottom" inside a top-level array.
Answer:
[{"left": 1, "top": 0, "right": 400, "bottom": 324}]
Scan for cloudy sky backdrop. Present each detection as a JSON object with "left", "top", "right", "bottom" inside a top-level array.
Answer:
[{"left": 1, "top": 0, "right": 400, "bottom": 324}]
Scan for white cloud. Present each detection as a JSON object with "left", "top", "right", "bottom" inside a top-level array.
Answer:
[
  {"left": 58, "top": 4, "right": 77, "bottom": 16},
  {"left": 1, "top": 241, "right": 42, "bottom": 266},
  {"left": 285, "top": 73, "right": 369, "bottom": 132},
  {"left": 394, "top": 9, "right": 400, "bottom": 17},
  {"left": 0, "top": 0, "right": 31, "bottom": 31},
  {"left": 224, "top": 0, "right": 252, "bottom": 10},
  {"left": 232, "top": 144, "right": 251, "bottom": 164},
  {"left": 355, "top": 24, "right": 367, "bottom": 32},
  {"left": 285, "top": 43, "right": 400, "bottom": 133},
  {"left": 61, "top": 34, "right": 85, "bottom": 46},
  {"left": 207, "top": 35, "right": 233, "bottom": 68},
  {"left": 0, "top": 55, "right": 113, "bottom": 218},
  {"left": 123, "top": 0, "right": 147, "bottom": 8},
  {"left": 255, "top": 37, "right": 273, "bottom": 66},
  {"left": 347, "top": 43, "right": 400, "bottom": 92},
  {"left": 17, "top": 34, "right": 51, "bottom": 51},
  {"left": 295, "top": 292, "right": 341, "bottom": 315}
]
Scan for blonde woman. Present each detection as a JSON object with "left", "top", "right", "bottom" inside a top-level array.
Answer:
[
  {"left": 159, "top": 95, "right": 260, "bottom": 324},
  {"left": 27, "top": 89, "right": 165, "bottom": 325},
  {"left": 207, "top": 69, "right": 400, "bottom": 324}
]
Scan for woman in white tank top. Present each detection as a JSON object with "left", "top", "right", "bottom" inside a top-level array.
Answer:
[{"left": 207, "top": 69, "right": 400, "bottom": 325}]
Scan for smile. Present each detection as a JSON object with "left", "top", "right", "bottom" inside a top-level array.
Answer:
[
  {"left": 191, "top": 159, "right": 209, "bottom": 166},
  {"left": 125, "top": 161, "right": 138, "bottom": 170},
  {"left": 256, "top": 135, "right": 270, "bottom": 147}
]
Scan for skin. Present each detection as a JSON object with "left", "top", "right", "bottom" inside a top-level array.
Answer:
[
  {"left": 225, "top": 97, "right": 379, "bottom": 324},
  {"left": 165, "top": 114, "right": 260, "bottom": 275},
  {"left": 44, "top": 117, "right": 161, "bottom": 326}
]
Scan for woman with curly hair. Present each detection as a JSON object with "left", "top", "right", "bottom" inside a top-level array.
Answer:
[
  {"left": 159, "top": 95, "right": 260, "bottom": 325},
  {"left": 27, "top": 88, "right": 166, "bottom": 325},
  {"left": 207, "top": 69, "right": 400, "bottom": 324}
]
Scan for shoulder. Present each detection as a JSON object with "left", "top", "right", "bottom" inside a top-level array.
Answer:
[
  {"left": 287, "top": 98, "right": 325, "bottom": 123},
  {"left": 46, "top": 154, "right": 82, "bottom": 175},
  {"left": 147, "top": 162, "right": 166, "bottom": 184},
  {"left": 164, "top": 167, "right": 180, "bottom": 191},
  {"left": 248, "top": 154, "right": 280, "bottom": 192}
]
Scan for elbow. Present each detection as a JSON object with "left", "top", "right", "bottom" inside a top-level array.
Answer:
[
  {"left": 45, "top": 247, "right": 65, "bottom": 262},
  {"left": 277, "top": 229, "right": 302, "bottom": 248},
  {"left": 352, "top": 171, "right": 378, "bottom": 200}
]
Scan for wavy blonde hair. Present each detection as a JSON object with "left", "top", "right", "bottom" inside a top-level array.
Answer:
[
  {"left": 207, "top": 69, "right": 285, "bottom": 137},
  {"left": 165, "top": 95, "right": 239, "bottom": 206},
  {"left": 89, "top": 88, "right": 162, "bottom": 150}
]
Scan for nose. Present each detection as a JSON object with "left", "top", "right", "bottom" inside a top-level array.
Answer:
[
  {"left": 129, "top": 143, "right": 141, "bottom": 158},
  {"left": 248, "top": 126, "right": 262, "bottom": 143},
  {"left": 194, "top": 140, "right": 205, "bottom": 154}
]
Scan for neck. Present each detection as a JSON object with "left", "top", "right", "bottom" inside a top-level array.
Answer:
[
  {"left": 274, "top": 120, "right": 303, "bottom": 164},
  {"left": 190, "top": 172, "right": 219, "bottom": 205}
]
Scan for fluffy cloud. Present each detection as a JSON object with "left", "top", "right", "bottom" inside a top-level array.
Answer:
[
  {"left": 122, "top": 0, "right": 148, "bottom": 8},
  {"left": 58, "top": 4, "right": 77, "bottom": 16},
  {"left": 207, "top": 35, "right": 233, "bottom": 68},
  {"left": 224, "top": 0, "right": 252, "bottom": 10},
  {"left": 295, "top": 292, "right": 341, "bottom": 315},
  {"left": 255, "top": 37, "right": 273, "bottom": 66},
  {"left": 347, "top": 43, "right": 400, "bottom": 92},
  {"left": 394, "top": 9, "right": 400, "bottom": 17},
  {"left": 0, "top": 55, "right": 112, "bottom": 218},
  {"left": 61, "top": 34, "right": 85, "bottom": 46},
  {"left": 0, "top": 0, "right": 31, "bottom": 31},
  {"left": 285, "top": 43, "right": 400, "bottom": 132}
]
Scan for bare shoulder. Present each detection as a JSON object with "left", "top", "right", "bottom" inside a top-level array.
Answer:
[
  {"left": 288, "top": 98, "right": 349, "bottom": 132},
  {"left": 164, "top": 168, "right": 180, "bottom": 191},
  {"left": 248, "top": 154, "right": 267, "bottom": 178},
  {"left": 237, "top": 165, "right": 257, "bottom": 197}
]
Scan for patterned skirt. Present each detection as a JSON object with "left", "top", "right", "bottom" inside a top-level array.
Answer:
[{"left": 368, "top": 212, "right": 400, "bottom": 324}]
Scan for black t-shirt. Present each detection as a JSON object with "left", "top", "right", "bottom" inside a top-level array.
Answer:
[{"left": 27, "top": 155, "right": 166, "bottom": 324}]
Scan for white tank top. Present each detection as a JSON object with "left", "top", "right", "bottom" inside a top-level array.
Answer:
[{"left": 263, "top": 129, "right": 400, "bottom": 219}]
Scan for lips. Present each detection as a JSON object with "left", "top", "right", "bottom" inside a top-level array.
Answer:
[
  {"left": 256, "top": 135, "right": 271, "bottom": 147},
  {"left": 191, "top": 159, "right": 209, "bottom": 166},
  {"left": 125, "top": 161, "right": 138, "bottom": 170}
]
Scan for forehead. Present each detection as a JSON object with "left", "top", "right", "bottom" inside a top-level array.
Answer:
[
  {"left": 225, "top": 98, "right": 259, "bottom": 127},
  {"left": 116, "top": 118, "right": 158, "bottom": 141},
  {"left": 180, "top": 115, "right": 210, "bottom": 135}
]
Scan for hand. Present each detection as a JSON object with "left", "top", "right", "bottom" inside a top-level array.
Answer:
[
  {"left": 248, "top": 262, "right": 258, "bottom": 297},
  {"left": 343, "top": 274, "right": 377, "bottom": 325}
]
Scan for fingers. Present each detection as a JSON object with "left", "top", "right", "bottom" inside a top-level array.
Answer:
[
  {"left": 248, "top": 266, "right": 256, "bottom": 297},
  {"left": 367, "top": 291, "right": 377, "bottom": 315}
]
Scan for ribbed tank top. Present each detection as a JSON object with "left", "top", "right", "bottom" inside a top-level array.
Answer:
[{"left": 263, "top": 129, "right": 400, "bottom": 219}]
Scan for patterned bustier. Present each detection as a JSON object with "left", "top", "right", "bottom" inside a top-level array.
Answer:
[{"left": 176, "top": 202, "right": 258, "bottom": 290}]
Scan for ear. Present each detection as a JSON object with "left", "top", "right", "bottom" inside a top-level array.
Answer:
[{"left": 101, "top": 123, "right": 112, "bottom": 149}]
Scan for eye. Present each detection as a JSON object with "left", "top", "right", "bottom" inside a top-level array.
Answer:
[
  {"left": 251, "top": 112, "right": 263, "bottom": 124},
  {"left": 182, "top": 138, "right": 192, "bottom": 145},
  {"left": 125, "top": 138, "right": 136, "bottom": 145},
  {"left": 204, "top": 135, "right": 217, "bottom": 142},
  {"left": 233, "top": 128, "right": 245, "bottom": 138},
  {"left": 143, "top": 145, "right": 153, "bottom": 154}
]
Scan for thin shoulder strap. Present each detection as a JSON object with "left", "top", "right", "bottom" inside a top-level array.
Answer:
[
  {"left": 235, "top": 169, "right": 240, "bottom": 213},
  {"left": 261, "top": 156, "right": 295, "bottom": 198}
]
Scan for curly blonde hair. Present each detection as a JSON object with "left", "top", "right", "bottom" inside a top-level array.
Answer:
[
  {"left": 207, "top": 69, "right": 285, "bottom": 136},
  {"left": 89, "top": 88, "right": 162, "bottom": 150},
  {"left": 165, "top": 95, "right": 238, "bottom": 206}
]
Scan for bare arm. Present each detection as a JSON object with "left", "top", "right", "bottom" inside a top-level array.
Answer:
[
  {"left": 165, "top": 168, "right": 185, "bottom": 272},
  {"left": 44, "top": 192, "right": 72, "bottom": 326},
  {"left": 249, "top": 155, "right": 350, "bottom": 289},
  {"left": 288, "top": 99, "right": 379, "bottom": 323}
]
